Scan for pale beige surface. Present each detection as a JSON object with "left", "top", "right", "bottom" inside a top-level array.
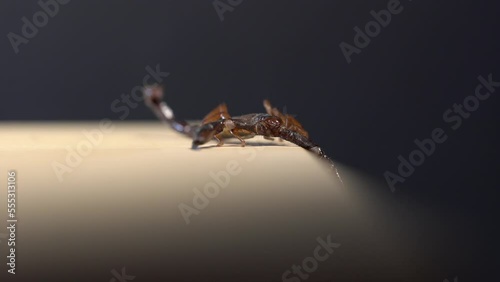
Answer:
[
  {"left": 0, "top": 121, "right": 340, "bottom": 187},
  {"left": 0, "top": 122, "right": 432, "bottom": 281}
]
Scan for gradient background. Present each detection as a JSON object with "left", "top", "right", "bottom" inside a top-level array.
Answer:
[{"left": 1, "top": 0, "right": 499, "bottom": 281}]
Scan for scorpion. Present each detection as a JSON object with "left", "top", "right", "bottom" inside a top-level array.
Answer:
[{"left": 143, "top": 85, "right": 342, "bottom": 184}]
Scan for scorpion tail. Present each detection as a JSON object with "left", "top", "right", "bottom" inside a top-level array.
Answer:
[
  {"left": 143, "top": 85, "right": 194, "bottom": 137},
  {"left": 309, "top": 146, "right": 344, "bottom": 186},
  {"left": 277, "top": 127, "right": 343, "bottom": 185}
]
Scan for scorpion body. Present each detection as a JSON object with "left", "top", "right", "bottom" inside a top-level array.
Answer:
[{"left": 143, "top": 85, "right": 342, "bottom": 184}]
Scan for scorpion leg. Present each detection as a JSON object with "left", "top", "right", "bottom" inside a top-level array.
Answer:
[
  {"left": 229, "top": 130, "right": 246, "bottom": 147},
  {"left": 214, "top": 134, "right": 224, "bottom": 146}
]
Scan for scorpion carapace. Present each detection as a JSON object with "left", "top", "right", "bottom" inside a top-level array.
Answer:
[
  {"left": 143, "top": 85, "right": 343, "bottom": 184},
  {"left": 263, "top": 99, "right": 309, "bottom": 139}
]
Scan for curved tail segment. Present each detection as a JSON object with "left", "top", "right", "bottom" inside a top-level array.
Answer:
[
  {"left": 278, "top": 127, "right": 343, "bottom": 185},
  {"left": 143, "top": 85, "right": 194, "bottom": 138}
]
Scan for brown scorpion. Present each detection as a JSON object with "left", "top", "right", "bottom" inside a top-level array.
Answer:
[{"left": 143, "top": 85, "right": 342, "bottom": 184}]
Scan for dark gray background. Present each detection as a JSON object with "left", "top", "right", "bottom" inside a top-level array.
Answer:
[{"left": 1, "top": 0, "right": 499, "bottom": 281}]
